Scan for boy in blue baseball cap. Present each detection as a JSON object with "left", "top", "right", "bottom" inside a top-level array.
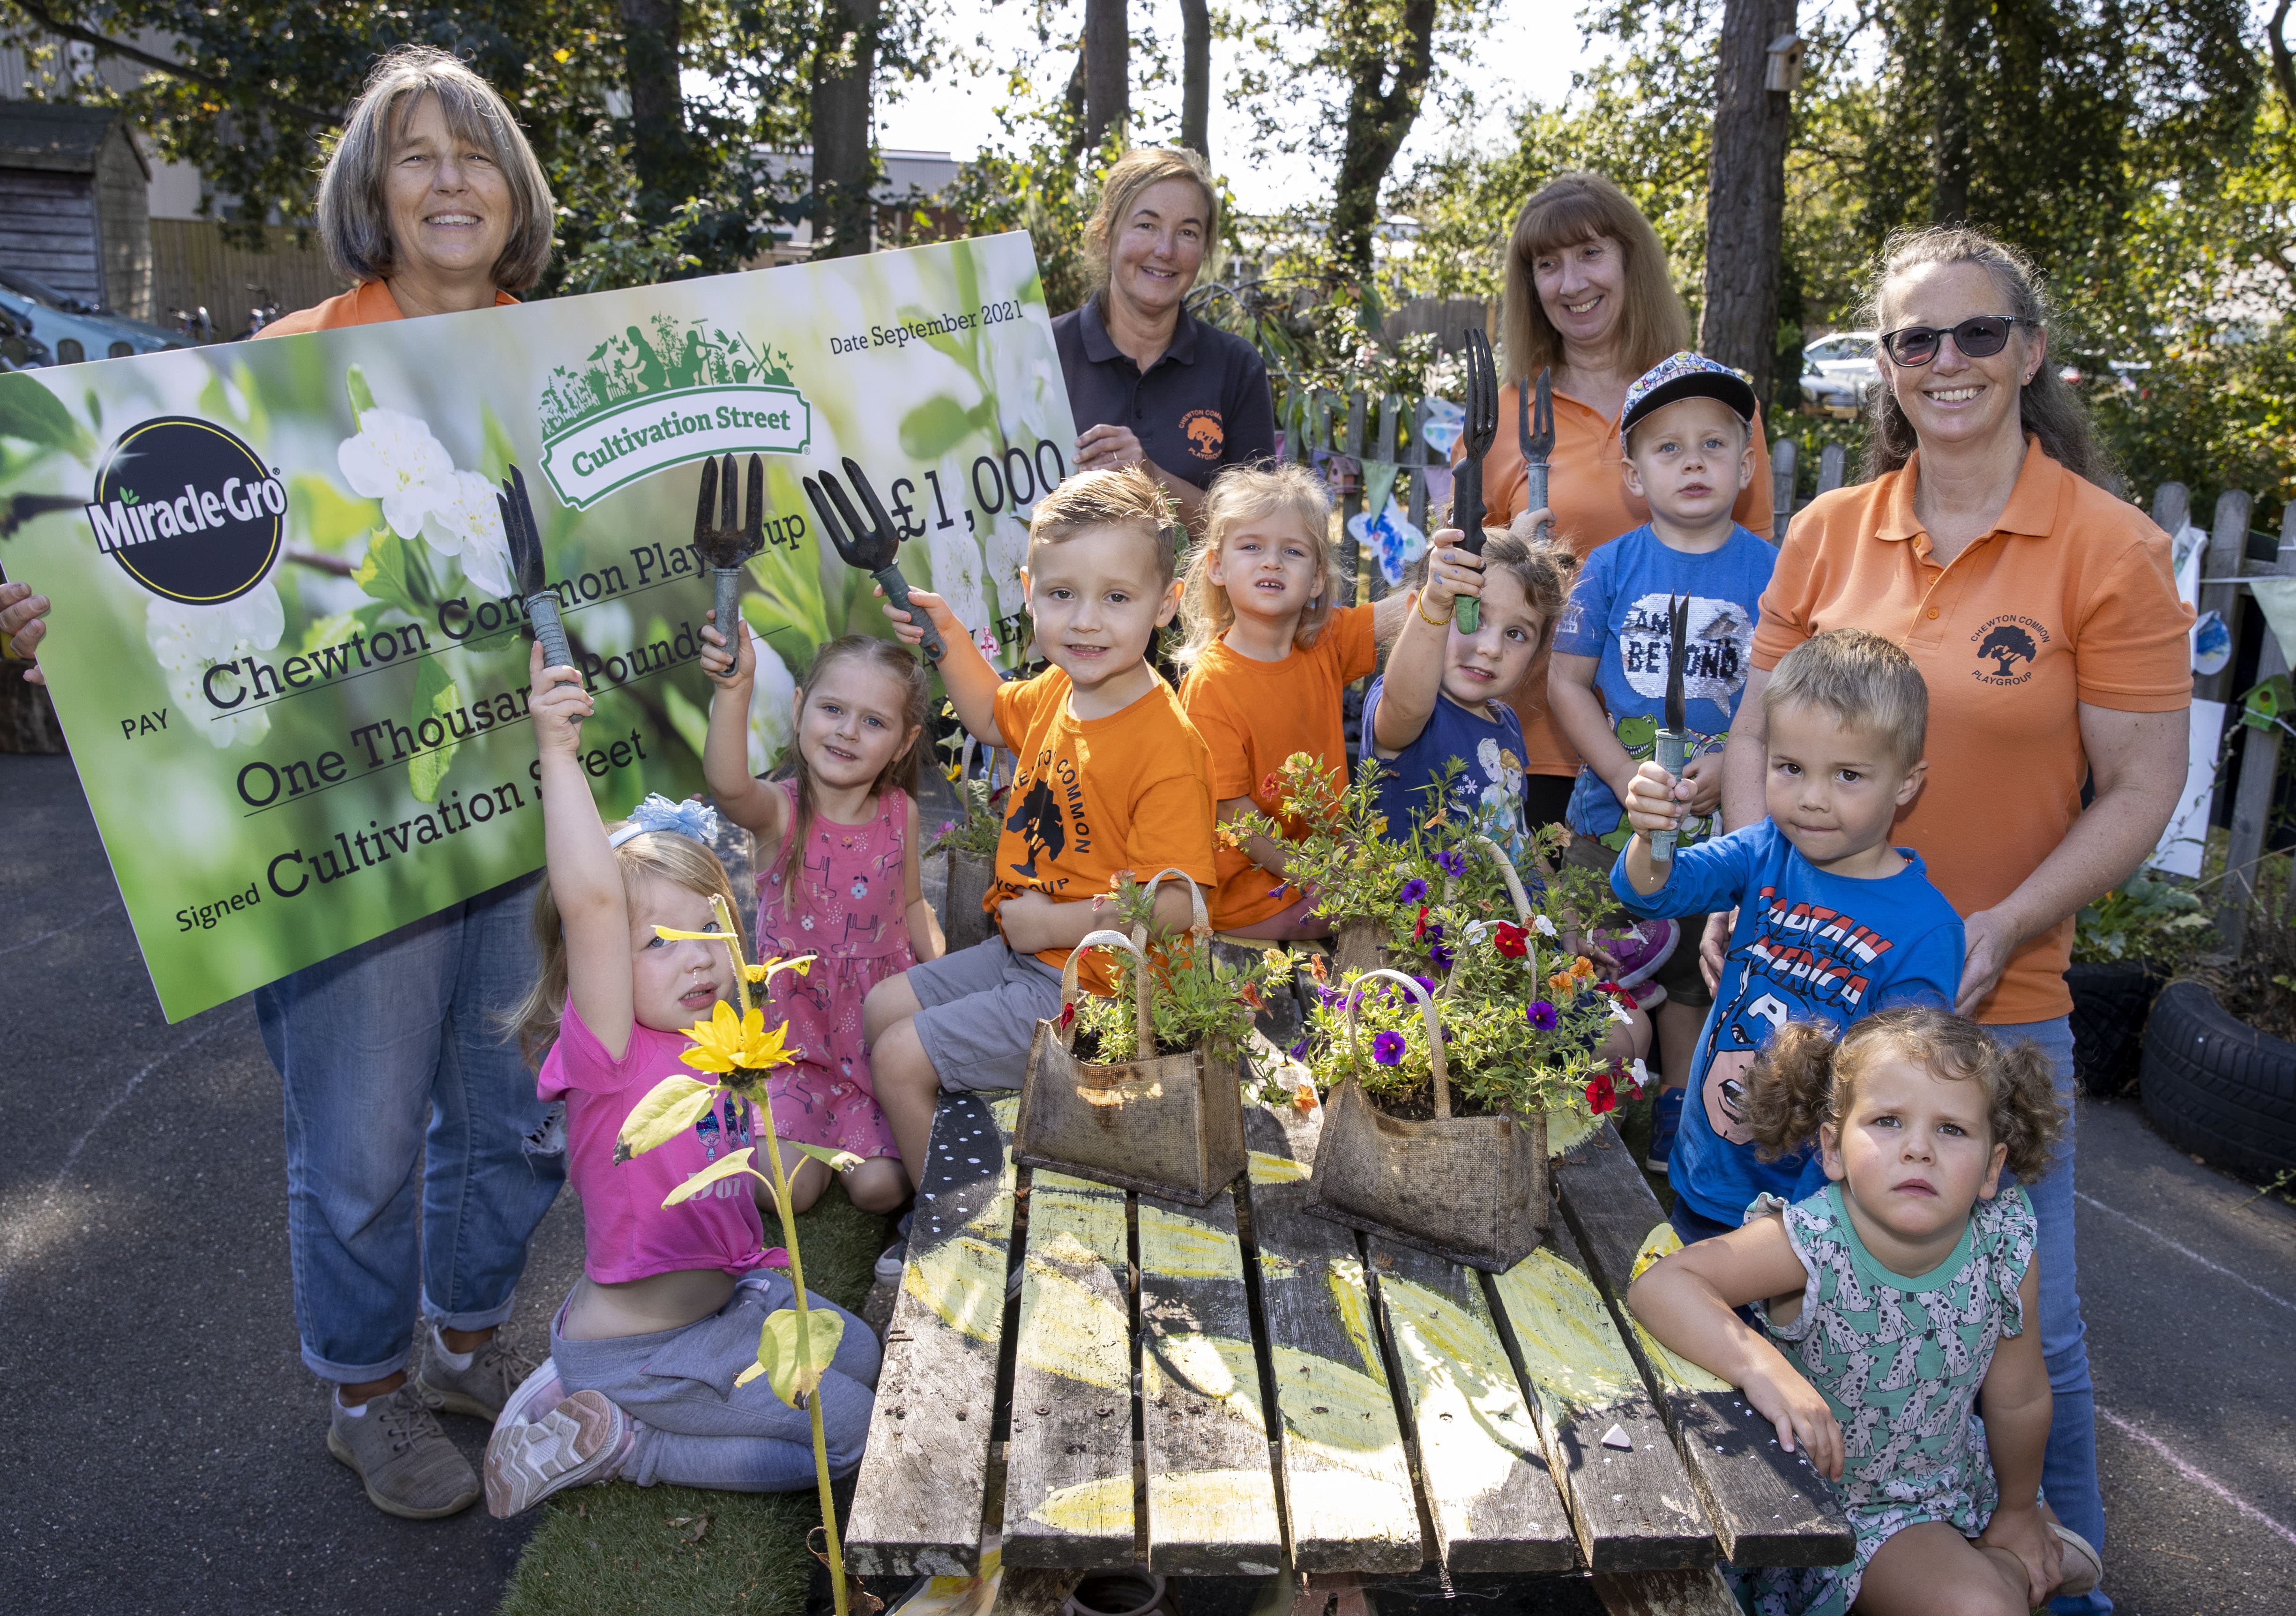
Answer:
[{"left": 1545, "top": 351, "right": 1778, "bottom": 1176}]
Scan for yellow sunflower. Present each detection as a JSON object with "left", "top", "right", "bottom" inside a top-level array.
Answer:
[{"left": 679, "top": 1000, "right": 798, "bottom": 1076}]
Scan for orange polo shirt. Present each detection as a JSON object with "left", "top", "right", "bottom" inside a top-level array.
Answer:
[
  {"left": 1461, "top": 382, "right": 1774, "bottom": 777},
  {"left": 1178, "top": 603, "right": 1379, "bottom": 929},
  {"left": 1750, "top": 439, "right": 2192, "bottom": 1024},
  {"left": 261, "top": 280, "right": 520, "bottom": 336}
]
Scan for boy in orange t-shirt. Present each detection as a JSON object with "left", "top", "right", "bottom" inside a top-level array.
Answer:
[
  {"left": 1174, "top": 463, "right": 1460, "bottom": 935},
  {"left": 864, "top": 466, "right": 1218, "bottom": 1182}
]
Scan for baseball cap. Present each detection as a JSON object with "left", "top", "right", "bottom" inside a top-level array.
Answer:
[{"left": 1619, "top": 351, "right": 1758, "bottom": 445}]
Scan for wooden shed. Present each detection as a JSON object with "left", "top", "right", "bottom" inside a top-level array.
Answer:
[{"left": 0, "top": 102, "right": 152, "bottom": 318}]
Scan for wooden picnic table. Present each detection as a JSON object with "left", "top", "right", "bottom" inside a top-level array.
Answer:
[{"left": 846, "top": 1086, "right": 1852, "bottom": 1616}]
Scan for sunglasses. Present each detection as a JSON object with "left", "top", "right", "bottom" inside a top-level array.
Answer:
[{"left": 1878, "top": 315, "right": 2034, "bottom": 366}]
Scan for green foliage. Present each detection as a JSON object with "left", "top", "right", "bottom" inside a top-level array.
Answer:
[
  {"left": 1220, "top": 752, "right": 1430, "bottom": 931},
  {"left": 924, "top": 719, "right": 1003, "bottom": 858},
  {"left": 1071, "top": 876, "right": 1295, "bottom": 1063},
  {"left": 2072, "top": 874, "right": 2213, "bottom": 965}
]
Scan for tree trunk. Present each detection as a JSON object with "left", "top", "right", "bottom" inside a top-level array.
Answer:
[
  {"left": 1071, "top": 0, "right": 1130, "bottom": 158},
  {"left": 1327, "top": 0, "right": 1438, "bottom": 283},
  {"left": 1180, "top": 0, "right": 1211, "bottom": 158},
  {"left": 1931, "top": 0, "right": 1975, "bottom": 223},
  {"left": 1698, "top": 0, "right": 1797, "bottom": 409},
  {"left": 619, "top": 0, "right": 687, "bottom": 212},
  {"left": 811, "top": 0, "right": 883, "bottom": 258}
]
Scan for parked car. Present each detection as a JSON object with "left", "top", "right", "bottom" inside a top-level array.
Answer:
[
  {"left": 1799, "top": 330, "right": 1880, "bottom": 417},
  {"left": 0, "top": 301, "right": 54, "bottom": 371},
  {"left": 0, "top": 267, "right": 184, "bottom": 364}
]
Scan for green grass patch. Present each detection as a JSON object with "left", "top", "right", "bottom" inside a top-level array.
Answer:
[{"left": 499, "top": 1187, "right": 891, "bottom": 1616}]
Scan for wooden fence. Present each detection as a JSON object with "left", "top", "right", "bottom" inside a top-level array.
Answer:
[{"left": 147, "top": 219, "right": 344, "bottom": 339}]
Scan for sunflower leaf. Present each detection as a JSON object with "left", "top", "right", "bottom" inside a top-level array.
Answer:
[
  {"left": 616, "top": 1076, "right": 722, "bottom": 1161},
  {"left": 662, "top": 1147, "right": 768, "bottom": 1206},
  {"left": 756, "top": 1308, "right": 845, "bottom": 1407},
  {"left": 785, "top": 1141, "right": 866, "bottom": 1174}
]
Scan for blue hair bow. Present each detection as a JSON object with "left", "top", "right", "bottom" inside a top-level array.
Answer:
[{"left": 608, "top": 793, "right": 721, "bottom": 849}]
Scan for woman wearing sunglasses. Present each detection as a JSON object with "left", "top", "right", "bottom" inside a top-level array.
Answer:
[{"left": 1714, "top": 225, "right": 2191, "bottom": 1616}]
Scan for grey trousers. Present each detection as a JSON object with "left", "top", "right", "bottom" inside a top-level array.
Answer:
[{"left": 552, "top": 1270, "right": 879, "bottom": 1491}]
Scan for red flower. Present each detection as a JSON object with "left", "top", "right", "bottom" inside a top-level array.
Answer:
[
  {"left": 1058, "top": 1000, "right": 1076, "bottom": 1031},
  {"left": 1239, "top": 982, "right": 1265, "bottom": 1011},
  {"left": 1493, "top": 922, "right": 1527, "bottom": 959},
  {"left": 1261, "top": 771, "right": 1280, "bottom": 800},
  {"left": 1597, "top": 981, "right": 1635, "bottom": 1007},
  {"left": 1413, "top": 905, "right": 1430, "bottom": 940},
  {"left": 1585, "top": 1068, "right": 1618, "bottom": 1116}
]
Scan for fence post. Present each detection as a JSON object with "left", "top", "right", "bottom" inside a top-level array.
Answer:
[
  {"left": 2149, "top": 483, "right": 2190, "bottom": 546},
  {"left": 1770, "top": 438, "right": 1797, "bottom": 543},
  {"left": 2220, "top": 505, "right": 2296, "bottom": 954},
  {"left": 1338, "top": 391, "right": 1366, "bottom": 605},
  {"left": 2194, "top": 490, "right": 2254, "bottom": 709},
  {"left": 1816, "top": 443, "right": 1845, "bottom": 495}
]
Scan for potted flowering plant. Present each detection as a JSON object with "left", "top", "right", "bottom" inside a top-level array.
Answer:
[
  {"left": 1220, "top": 751, "right": 1449, "bottom": 978},
  {"left": 611, "top": 895, "right": 866, "bottom": 1616},
  {"left": 1296, "top": 818, "right": 1639, "bottom": 1269},
  {"left": 1014, "top": 870, "right": 1285, "bottom": 1204}
]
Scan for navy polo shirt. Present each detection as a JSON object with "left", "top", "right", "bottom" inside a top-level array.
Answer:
[{"left": 1052, "top": 297, "right": 1277, "bottom": 490}]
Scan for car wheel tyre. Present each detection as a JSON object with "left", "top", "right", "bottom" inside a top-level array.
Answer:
[
  {"left": 2066, "top": 960, "right": 2163, "bottom": 1096},
  {"left": 2139, "top": 979, "right": 2296, "bottom": 1179}
]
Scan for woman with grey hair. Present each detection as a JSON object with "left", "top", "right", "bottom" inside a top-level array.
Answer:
[{"left": 0, "top": 45, "right": 565, "bottom": 1523}]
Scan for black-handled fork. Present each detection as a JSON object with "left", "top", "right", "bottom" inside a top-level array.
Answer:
[
  {"left": 693, "top": 454, "right": 765, "bottom": 655},
  {"left": 1451, "top": 328, "right": 1499, "bottom": 633},
  {"left": 804, "top": 458, "right": 947, "bottom": 662},
  {"left": 497, "top": 465, "right": 572, "bottom": 673}
]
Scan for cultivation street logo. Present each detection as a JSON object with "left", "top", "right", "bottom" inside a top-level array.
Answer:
[
  {"left": 83, "top": 416, "right": 284, "bottom": 604},
  {"left": 536, "top": 315, "right": 814, "bottom": 509}
]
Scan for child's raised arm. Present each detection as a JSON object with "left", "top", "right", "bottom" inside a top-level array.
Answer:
[
  {"left": 1372, "top": 532, "right": 1482, "bottom": 752},
  {"left": 1627, "top": 1214, "right": 1844, "bottom": 1479},
  {"left": 1369, "top": 527, "right": 1464, "bottom": 647},
  {"left": 1619, "top": 760, "right": 1698, "bottom": 896},
  {"left": 697, "top": 613, "right": 790, "bottom": 847},
  {"left": 1975, "top": 1260, "right": 2062, "bottom": 1605},
  {"left": 531, "top": 641, "right": 636, "bottom": 1059},
  {"left": 886, "top": 586, "right": 1004, "bottom": 747}
]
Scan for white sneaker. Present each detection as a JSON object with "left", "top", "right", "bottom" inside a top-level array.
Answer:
[
  {"left": 484, "top": 1389, "right": 629, "bottom": 1517},
  {"left": 876, "top": 1241, "right": 908, "bottom": 1282},
  {"left": 489, "top": 1356, "right": 565, "bottom": 1436}
]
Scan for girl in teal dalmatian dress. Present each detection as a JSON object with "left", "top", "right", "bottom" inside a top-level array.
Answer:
[{"left": 1628, "top": 1008, "right": 2103, "bottom": 1616}]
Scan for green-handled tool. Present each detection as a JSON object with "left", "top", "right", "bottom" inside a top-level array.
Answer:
[
  {"left": 497, "top": 465, "right": 571, "bottom": 673},
  {"left": 1649, "top": 593, "right": 1691, "bottom": 867},
  {"left": 1450, "top": 328, "right": 1498, "bottom": 633}
]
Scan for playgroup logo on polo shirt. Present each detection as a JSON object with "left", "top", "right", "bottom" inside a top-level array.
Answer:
[
  {"left": 82, "top": 416, "right": 284, "bottom": 605},
  {"left": 535, "top": 315, "right": 816, "bottom": 509}
]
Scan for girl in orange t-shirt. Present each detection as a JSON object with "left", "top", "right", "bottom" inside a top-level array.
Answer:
[{"left": 1175, "top": 464, "right": 1450, "bottom": 935}]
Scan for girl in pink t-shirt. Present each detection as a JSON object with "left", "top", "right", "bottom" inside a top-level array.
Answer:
[
  {"left": 480, "top": 644, "right": 879, "bottom": 1517},
  {"left": 698, "top": 628, "right": 941, "bottom": 1214}
]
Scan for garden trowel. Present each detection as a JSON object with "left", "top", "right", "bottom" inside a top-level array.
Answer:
[{"left": 1649, "top": 593, "right": 1691, "bottom": 867}]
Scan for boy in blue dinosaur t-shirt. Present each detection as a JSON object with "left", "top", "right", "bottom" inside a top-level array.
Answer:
[
  {"left": 1611, "top": 627, "right": 1966, "bottom": 1246},
  {"left": 1549, "top": 353, "right": 1777, "bottom": 1176}
]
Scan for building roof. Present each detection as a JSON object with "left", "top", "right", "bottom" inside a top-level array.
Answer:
[{"left": 0, "top": 101, "right": 149, "bottom": 179}]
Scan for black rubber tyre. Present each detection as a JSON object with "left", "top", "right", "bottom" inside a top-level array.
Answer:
[
  {"left": 2139, "top": 979, "right": 2296, "bottom": 1181},
  {"left": 2066, "top": 961, "right": 2163, "bottom": 1096}
]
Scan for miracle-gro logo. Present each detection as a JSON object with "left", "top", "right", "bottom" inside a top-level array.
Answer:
[{"left": 84, "top": 416, "right": 284, "bottom": 604}]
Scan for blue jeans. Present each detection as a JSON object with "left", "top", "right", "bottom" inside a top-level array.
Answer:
[
  {"left": 552, "top": 1270, "right": 879, "bottom": 1491},
  {"left": 1988, "top": 1016, "right": 2109, "bottom": 1616},
  {"left": 256, "top": 876, "right": 564, "bottom": 1382}
]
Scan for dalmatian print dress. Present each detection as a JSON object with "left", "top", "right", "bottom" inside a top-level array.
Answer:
[{"left": 1738, "top": 1180, "right": 2037, "bottom": 1616}]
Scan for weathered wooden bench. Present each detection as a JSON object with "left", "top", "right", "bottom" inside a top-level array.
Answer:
[{"left": 846, "top": 1087, "right": 1851, "bottom": 1616}]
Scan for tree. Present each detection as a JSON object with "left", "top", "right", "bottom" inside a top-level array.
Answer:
[
  {"left": 1699, "top": 0, "right": 1797, "bottom": 407},
  {"left": 1327, "top": 0, "right": 1438, "bottom": 280},
  {"left": 1065, "top": 0, "right": 1129, "bottom": 159},
  {"left": 1179, "top": 0, "right": 1209, "bottom": 157},
  {"left": 811, "top": 0, "right": 884, "bottom": 255},
  {"left": 620, "top": 0, "right": 693, "bottom": 210}
]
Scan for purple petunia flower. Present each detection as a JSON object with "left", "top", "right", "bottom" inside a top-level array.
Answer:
[
  {"left": 1434, "top": 850, "right": 1466, "bottom": 878},
  {"left": 1289, "top": 1036, "right": 1310, "bottom": 1059},
  {"left": 1527, "top": 1000, "right": 1559, "bottom": 1030},
  {"left": 1372, "top": 1029, "right": 1405, "bottom": 1065},
  {"left": 1396, "top": 877, "right": 1428, "bottom": 904},
  {"left": 938, "top": 819, "right": 956, "bottom": 838},
  {"left": 1411, "top": 973, "right": 1439, "bottom": 997},
  {"left": 1268, "top": 885, "right": 1290, "bottom": 898},
  {"left": 1428, "top": 940, "right": 1455, "bottom": 970}
]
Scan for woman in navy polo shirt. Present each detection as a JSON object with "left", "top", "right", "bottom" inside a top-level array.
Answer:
[{"left": 1052, "top": 146, "right": 1276, "bottom": 530}]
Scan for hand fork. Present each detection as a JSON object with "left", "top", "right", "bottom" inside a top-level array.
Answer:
[
  {"left": 497, "top": 465, "right": 572, "bottom": 672},
  {"left": 1520, "top": 365, "right": 1555, "bottom": 547},
  {"left": 1649, "top": 594, "right": 1692, "bottom": 867},
  {"left": 692, "top": 454, "right": 765, "bottom": 655},
  {"left": 804, "top": 457, "right": 947, "bottom": 662},
  {"left": 1451, "top": 328, "right": 1499, "bottom": 633}
]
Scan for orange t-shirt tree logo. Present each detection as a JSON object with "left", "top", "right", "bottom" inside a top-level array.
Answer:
[{"left": 1180, "top": 409, "right": 1224, "bottom": 461}]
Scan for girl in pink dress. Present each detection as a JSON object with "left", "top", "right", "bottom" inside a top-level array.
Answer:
[{"left": 700, "top": 629, "right": 941, "bottom": 1213}]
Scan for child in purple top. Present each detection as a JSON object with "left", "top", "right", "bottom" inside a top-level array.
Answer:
[{"left": 479, "top": 643, "right": 878, "bottom": 1518}]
